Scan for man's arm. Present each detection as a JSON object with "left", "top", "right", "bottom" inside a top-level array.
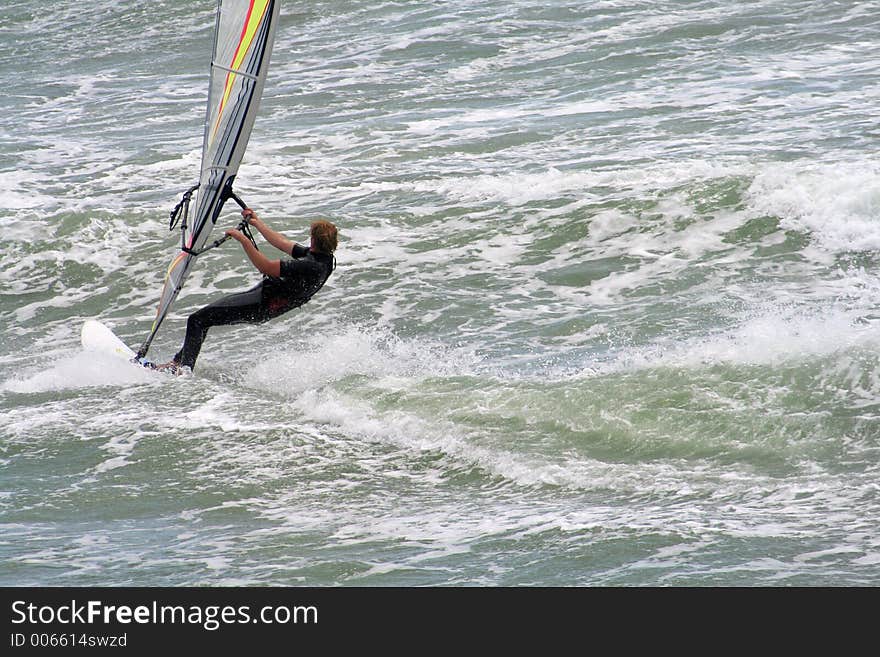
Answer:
[
  {"left": 226, "top": 228, "right": 281, "bottom": 277},
  {"left": 242, "top": 209, "right": 296, "bottom": 255}
]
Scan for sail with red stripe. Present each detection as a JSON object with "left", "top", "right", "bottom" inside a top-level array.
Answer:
[{"left": 138, "top": 0, "right": 280, "bottom": 358}]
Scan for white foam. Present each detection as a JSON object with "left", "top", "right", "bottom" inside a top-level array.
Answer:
[
  {"left": 0, "top": 171, "right": 58, "bottom": 211},
  {"left": 1, "top": 351, "right": 157, "bottom": 393},
  {"left": 599, "top": 303, "right": 879, "bottom": 376},
  {"left": 245, "top": 324, "right": 478, "bottom": 396},
  {"left": 747, "top": 161, "right": 880, "bottom": 254}
]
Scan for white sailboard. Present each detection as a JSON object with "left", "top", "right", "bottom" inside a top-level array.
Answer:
[{"left": 81, "top": 320, "right": 137, "bottom": 361}]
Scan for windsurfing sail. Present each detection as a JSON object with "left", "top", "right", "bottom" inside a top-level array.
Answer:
[{"left": 136, "top": 0, "right": 280, "bottom": 359}]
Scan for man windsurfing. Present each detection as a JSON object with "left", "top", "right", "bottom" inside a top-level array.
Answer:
[{"left": 158, "top": 208, "right": 337, "bottom": 373}]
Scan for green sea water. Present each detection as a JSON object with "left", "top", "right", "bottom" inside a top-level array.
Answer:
[{"left": 2, "top": 0, "right": 880, "bottom": 586}]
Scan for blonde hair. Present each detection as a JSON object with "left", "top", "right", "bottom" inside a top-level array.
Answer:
[{"left": 310, "top": 220, "right": 338, "bottom": 254}]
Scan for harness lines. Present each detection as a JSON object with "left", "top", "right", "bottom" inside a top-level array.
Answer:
[
  {"left": 168, "top": 183, "right": 335, "bottom": 299},
  {"left": 169, "top": 181, "right": 260, "bottom": 256}
]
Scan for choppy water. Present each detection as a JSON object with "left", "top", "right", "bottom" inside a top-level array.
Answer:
[{"left": 2, "top": 0, "right": 880, "bottom": 586}]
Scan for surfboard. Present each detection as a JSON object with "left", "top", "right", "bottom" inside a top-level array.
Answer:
[
  {"left": 81, "top": 320, "right": 187, "bottom": 375},
  {"left": 81, "top": 320, "right": 139, "bottom": 362}
]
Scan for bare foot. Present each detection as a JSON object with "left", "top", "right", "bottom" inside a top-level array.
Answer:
[{"left": 155, "top": 361, "right": 183, "bottom": 375}]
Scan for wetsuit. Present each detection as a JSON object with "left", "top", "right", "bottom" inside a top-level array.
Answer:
[{"left": 173, "top": 243, "right": 334, "bottom": 370}]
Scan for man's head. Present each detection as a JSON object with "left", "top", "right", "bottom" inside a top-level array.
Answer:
[{"left": 310, "top": 220, "right": 338, "bottom": 254}]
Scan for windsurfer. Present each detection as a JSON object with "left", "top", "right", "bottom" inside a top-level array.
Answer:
[{"left": 158, "top": 208, "right": 337, "bottom": 373}]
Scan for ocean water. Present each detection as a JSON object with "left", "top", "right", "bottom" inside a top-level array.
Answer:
[{"left": 2, "top": 0, "right": 880, "bottom": 586}]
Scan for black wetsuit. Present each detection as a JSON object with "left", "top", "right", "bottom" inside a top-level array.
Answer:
[{"left": 173, "top": 244, "right": 334, "bottom": 370}]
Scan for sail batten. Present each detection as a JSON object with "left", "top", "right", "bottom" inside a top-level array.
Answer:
[
  {"left": 212, "top": 63, "right": 260, "bottom": 80},
  {"left": 137, "top": 0, "right": 280, "bottom": 359}
]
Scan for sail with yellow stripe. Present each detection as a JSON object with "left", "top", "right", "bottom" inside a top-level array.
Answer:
[{"left": 137, "top": 0, "right": 280, "bottom": 359}]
